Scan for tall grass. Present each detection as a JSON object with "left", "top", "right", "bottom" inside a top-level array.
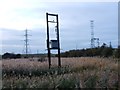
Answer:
[{"left": 2, "top": 57, "right": 119, "bottom": 89}]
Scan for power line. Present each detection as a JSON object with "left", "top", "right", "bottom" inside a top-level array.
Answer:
[
  {"left": 23, "top": 29, "right": 31, "bottom": 57},
  {"left": 90, "top": 20, "right": 95, "bottom": 48},
  {"left": 90, "top": 20, "right": 100, "bottom": 48}
]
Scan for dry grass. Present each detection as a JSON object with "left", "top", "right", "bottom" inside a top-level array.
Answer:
[
  {"left": 2, "top": 57, "right": 118, "bottom": 71},
  {"left": 2, "top": 57, "right": 119, "bottom": 88}
]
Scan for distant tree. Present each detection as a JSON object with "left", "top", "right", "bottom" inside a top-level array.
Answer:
[
  {"left": 2, "top": 53, "right": 21, "bottom": 59},
  {"left": 60, "top": 43, "right": 115, "bottom": 58},
  {"left": 98, "top": 43, "right": 112, "bottom": 57},
  {"left": 15, "top": 54, "right": 21, "bottom": 58},
  {"left": 118, "top": 47, "right": 120, "bottom": 58},
  {"left": 2, "top": 53, "right": 12, "bottom": 59},
  {"left": 101, "top": 43, "right": 107, "bottom": 48},
  {"left": 113, "top": 48, "right": 120, "bottom": 58}
]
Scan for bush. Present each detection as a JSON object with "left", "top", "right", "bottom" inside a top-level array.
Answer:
[
  {"left": 37, "top": 57, "right": 47, "bottom": 62},
  {"left": 57, "top": 77, "right": 76, "bottom": 88},
  {"left": 84, "top": 75, "right": 98, "bottom": 88}
]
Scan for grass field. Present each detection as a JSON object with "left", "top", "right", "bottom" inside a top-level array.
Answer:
[{"left": 1, "top": 57, "right": 119, "bottom": 89}]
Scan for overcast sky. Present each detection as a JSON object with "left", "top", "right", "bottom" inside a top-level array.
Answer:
[{"left": 0, "top": 0, "right": 118, "bottom": 54}]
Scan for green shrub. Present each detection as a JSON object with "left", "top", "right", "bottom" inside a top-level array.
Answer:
[
  {"left": 57, "top": 77, "right": 76, "bottom": 88},
  {"left": 84, "top": 75, "right": 98, "bottom": 88}
]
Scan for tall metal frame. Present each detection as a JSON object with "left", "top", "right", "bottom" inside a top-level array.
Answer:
[
  {"left": 46, "top": 13, "right": 61, "bottom": 69},
  {"left": 23, "top": 29, "right": 31, "bottom": 57},
  {"left": 90, "top": 20, "right": 95, "bottom": 48},
  {"left": 94, "top": 38, "right": 99, "bottom": 48},
  {"left": 90, "top": 20, "right": 100, "bottom": 48}
]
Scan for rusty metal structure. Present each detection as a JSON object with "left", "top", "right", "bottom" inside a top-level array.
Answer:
[{"left": 46, "top": 13, "right": 61, "bottom": 69}]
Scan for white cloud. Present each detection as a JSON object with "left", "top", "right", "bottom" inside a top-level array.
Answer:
[
  {"left": 0, "top": 0, "right": 47, "bottom": 30},
  {"left": 0, "top": 0, "right": 118, "bottom": 30}
]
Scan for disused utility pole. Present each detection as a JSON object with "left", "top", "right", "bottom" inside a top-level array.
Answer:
[{"left": 46, "top": 13, "right": 61, "bottom": 69}]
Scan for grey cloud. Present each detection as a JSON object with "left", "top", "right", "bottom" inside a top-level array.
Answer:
[{"left": 1, "top": 2, "right": 118, "bottom": 54}]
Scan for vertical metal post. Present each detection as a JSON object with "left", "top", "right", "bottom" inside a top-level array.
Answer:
[
  {"left": 25, "top": 29, "right": 28, "bottom": 56},
  {"left": 56, "top": 15, "right": 61, "bottom": 67},
  {"left": 46, "top": 13, "right": 51, "bottom": 69},
  {"left": 90, "top": 20, "right": 95, "bottom": 49},
  {"left": 97, "top": 38, "right": 99, "bottom": 48}
]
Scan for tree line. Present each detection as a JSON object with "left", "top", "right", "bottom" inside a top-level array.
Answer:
[
  {"left": 59, "top": 43, "right": 120, "bottom": 58},
  {"left": 1, "top": 53, "right": 47, "bottom": 59},
  {"left": 1, "top": 43, "right": 120, "bottom": 59}
]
